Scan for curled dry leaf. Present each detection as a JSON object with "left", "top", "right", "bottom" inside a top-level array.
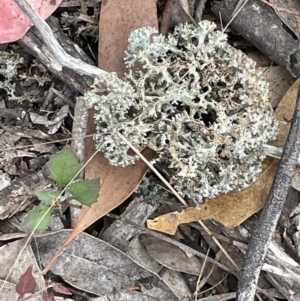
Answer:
[
  {"left": 279, "top": 78, "right": 300, "bottom": 190},
  {"left": 147, "top": 158, "right": 279, "bottom": 235},
  {"left": 0, "top": 0, "right": 62, "bottom": 43}
]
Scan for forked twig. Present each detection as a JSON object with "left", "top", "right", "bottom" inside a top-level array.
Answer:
[{"left": 13, "top": 0, "right": 106, "bottom": 78}]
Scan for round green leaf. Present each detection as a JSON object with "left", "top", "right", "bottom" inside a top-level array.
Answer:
[
  {"left": 46, "top": 147, "right": 82, "bottom": 188},
  {"left": 35, "top": 189, "right": 61, "bottom": 205},
  {"left": 21, "top": 205, "right": 53, "bottom": 232},
  {"left": 69, "top": 178, "right": 100, "bottom": 206}
]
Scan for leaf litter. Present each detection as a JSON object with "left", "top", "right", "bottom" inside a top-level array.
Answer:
[
  {"left": 0, "top": 236, "right": 45, "bottom": 301},
  {"left": 32, "top": 229, "right": 178, "bottom": 300},
  {"left": 0, "top": 1, "right": 300, "bottom": 300}
]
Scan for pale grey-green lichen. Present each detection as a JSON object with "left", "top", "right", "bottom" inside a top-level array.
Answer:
[
  {"left": 84, "top": 21, "right": 278, "bottom": 202},
  {"left": 0, "top": 51, "right": 51, "bottom": 104},
  {"left": 60, "top": 1, "right": 99, "bottom": 42}
]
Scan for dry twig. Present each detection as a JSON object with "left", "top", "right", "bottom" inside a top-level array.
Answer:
[
  {"left": 237, "top": 86, "right": 300, "bottom": 300},
  {"left": 13, "top": 0, "right": 106, "bottom": 78}
]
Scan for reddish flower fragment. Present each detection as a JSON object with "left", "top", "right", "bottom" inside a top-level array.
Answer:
[{"left": 0, "top": 0, "right": 62, "bottom": 43}]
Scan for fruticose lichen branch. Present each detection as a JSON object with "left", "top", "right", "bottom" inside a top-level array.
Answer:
[{"left": 84, "top": 21, "right": 278, "bottom": 202}]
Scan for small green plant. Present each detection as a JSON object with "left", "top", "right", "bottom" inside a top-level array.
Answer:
[{"left": 21, "top": 147, "right": 100, "bottom": 231}]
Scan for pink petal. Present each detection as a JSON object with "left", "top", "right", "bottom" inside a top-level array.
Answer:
[{"left": 0, "top": 0, "right": 62, "bottom": 43}]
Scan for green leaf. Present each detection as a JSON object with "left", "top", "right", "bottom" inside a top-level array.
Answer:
[
  {"left": 68, "top": 178, "right": 100, "bottom": 206},
  {"left": 46, "top": 147, "right": 82, "bottom": 188},
  {"left": 21, "top": 205, "right": 53, "bottom": 232},
  {"left": 35, "top": 189, "right": 61, "bottom": 205}
]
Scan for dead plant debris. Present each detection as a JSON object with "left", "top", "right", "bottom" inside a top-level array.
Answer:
[{"left": 1, "top": 0, "right": 300, "bottom": 300}]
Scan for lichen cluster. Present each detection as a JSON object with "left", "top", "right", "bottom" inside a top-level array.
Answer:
[
  {"left": 84, "top": 21, "right": 278, "bottom": 202},
  {"left": 60, "top": 2, "right": 99, "bottom": 42},
  {"left": 0, "top": 51, "right": 51, "bottom": 104}
]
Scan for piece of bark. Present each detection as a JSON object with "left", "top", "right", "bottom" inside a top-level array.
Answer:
[
  {"left": 18, "top": 17, "right": 94, "bottom": 94},
  {"left": 100, "top": 199, "right": 159, "bottom": 251},
  {"left": 70, "top": 96, "right": 89, "bottom": 227},
  {"left": 211, "top": 0, "right": 300, "bottom": 77}
]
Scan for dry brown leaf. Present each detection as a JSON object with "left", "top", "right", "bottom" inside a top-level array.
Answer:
[
  {"left": 147, "top": 158, "right": 279, "bottom": 235},
  {"left": 178, "top": 0, "right": 190, "bottom": 16},
  {"left": 272, "top": 77, "right": 300, "bottom": 147},
  {"left": 98, "top": 0, "right": 157, "bottom": 77},
  {"left": 139, "top": 234, "right": 229, "bottom": 293},
  {"left": 161, "top": 0, "right": 190, "bottom": 35},
  {"left": 258, "top": 65, "right": 295, "bottom": 108},
  {"left": 42, "top": 0, "right": 158, "bottom": 274},
  {"left": 291, "top": 167, "right": 300, "bottom": 190},
  {"left": 279, "top": 79, "right": 300, "bottom": 190}
]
